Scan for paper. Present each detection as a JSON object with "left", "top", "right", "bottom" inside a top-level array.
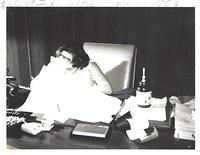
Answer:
[
  {"left": 140, "top": 127, "right": 159, "bottom": 143},
  {"left": 169, "top": 96, "right": 195, "bottom": 141},
  {"left": 174, "top": 101, "right": 195, "bottom": 131},
  {"left": 18, "top": 87, "right": 121, "bottom": 123},
  {"left": 120, "top": 96, "right": 167, "bottom": 122},
  {"left": 127, "top": 126, "right": 159, "bottom": 143},
  {"left": 128, "top": 117, "right": 149, "bottom": 130},
  {"left": 126, "top": 128, "right": 147, "bottom": 141},
  {"left": 174, "top": 129, "right": 195, "bottom": 141},
  {"left": 21, "top": 122, "right": 54, "bottom": 135}
]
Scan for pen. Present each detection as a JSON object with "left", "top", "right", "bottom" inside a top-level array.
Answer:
[{"left": 115, "top": 100, "right": 126, "bottom": 120}]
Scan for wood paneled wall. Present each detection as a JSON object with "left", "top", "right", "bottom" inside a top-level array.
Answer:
[
  {"left": 6, "top": 7, "right": 195, "bottom": 96},
  {"left": 7, "top": 8, "right": 31, "bottom": 86}
]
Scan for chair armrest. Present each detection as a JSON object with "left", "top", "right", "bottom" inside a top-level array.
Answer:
[{"left": 109, "top": 88, "right": 136, "bottom": 100}]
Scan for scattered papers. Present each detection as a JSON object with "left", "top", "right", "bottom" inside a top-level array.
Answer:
[
  {"left": 119, "top": 96, "right": 167, "bottom": 142},
  {"left": 120, "top": 96, "right": 168, "bottom": 122},
  {"left": 127, "top": 126, "right": 159, "bottom": 143},
  {"left": 175, "top": 103, "right": 195, "bottom": 131},
  {"left": 127, "top": 116, "right": 149, "bottom": 130},
  {"left": 18, "top": 88, "right": 121, "bottom": 123},
  {"left": 126, "top": 128, "right": 147, "bottom": 141},
  {"left": 21, "top": 122, "right": 54, "bottom": 135}
]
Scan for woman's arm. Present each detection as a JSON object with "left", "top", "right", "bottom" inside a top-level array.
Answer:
[{"left": 89, "top": 61, "right": 112, "bottom": 94}]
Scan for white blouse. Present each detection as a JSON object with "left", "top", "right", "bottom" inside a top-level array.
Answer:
[{"left": 17, "top": 56, "right": 121, "bottom": 123}]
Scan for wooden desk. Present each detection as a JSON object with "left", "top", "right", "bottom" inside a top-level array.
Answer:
[
  {"left": 7, "top": 119, "right": 195, "bottom": 149},
  {"left": 7, "top": 124, "right": 138, "bottom": 149},
  {"left": 6, "top": 88, "right": 195, "bottom": 149}
]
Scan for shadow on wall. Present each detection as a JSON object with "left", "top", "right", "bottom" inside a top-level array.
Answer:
[{"left": 105, "top": 61, "right": 130, "bottom": 92}]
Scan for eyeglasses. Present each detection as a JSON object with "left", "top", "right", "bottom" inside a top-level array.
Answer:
[{"left": 60, "top": 53, "right": 71, "bottom": 61}]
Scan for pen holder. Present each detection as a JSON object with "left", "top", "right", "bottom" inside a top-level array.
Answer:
[
  {"left": 115, "top": 117, "right": 131, "bottom": 131},
  {"left": 120, "top": 111, "right": 132, "bottom": 120},
  {"left": 110, "top": 111, "right": 132, "bottom": 132}
]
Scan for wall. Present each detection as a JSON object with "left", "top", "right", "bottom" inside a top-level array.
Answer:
[
  {"left": 7, "top": 8, "right": 31, "bottom": 86},
  {"left": 6, "top": 7, "right": 195, "bottom": 96}
]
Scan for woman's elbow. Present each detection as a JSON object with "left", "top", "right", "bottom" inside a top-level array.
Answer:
[
  {"left": 101, "top": 84, "right": 112, "bottom": 95},
  {"left": 105, "top": 89, "right": 112, "bottom": 95}
]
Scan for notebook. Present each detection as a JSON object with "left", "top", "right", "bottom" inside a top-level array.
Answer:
[{"left": 71, "top": 123, "right": 110, "bottom": 138}]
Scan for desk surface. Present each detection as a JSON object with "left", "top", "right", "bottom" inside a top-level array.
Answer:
[
  {"left": 7, "top": 120, "right": 195, "bottom": 149},
  {"left": 6, "top": 89, "right": 195, "bottom": 149}
]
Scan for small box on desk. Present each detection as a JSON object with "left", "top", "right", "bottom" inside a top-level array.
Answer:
[{"left": 70, "top": 122, "right": 111, "bottom": 140}]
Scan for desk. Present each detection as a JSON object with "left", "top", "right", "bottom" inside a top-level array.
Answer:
[
  {"left": 6, "top": 89, "right": 195, "bottom": 149},
  {"left": 7, "top": 118, "right": 195, "bottom": 149}
]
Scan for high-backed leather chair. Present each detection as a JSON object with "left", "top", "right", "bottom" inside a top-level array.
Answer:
[{"left": 83, "top": 42, "right": 137, "bottom": 94}]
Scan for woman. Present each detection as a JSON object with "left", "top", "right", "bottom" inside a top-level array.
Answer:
[
  {"left": 18, "top": 42, "right": 120, "bottom": 123},
  {"left": 54, "top": 42, "right": 112, "bottom": 94}
]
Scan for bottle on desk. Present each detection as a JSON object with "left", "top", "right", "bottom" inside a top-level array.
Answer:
[{"left": 136, "top": 67, "right": 152, "bottom": 108}]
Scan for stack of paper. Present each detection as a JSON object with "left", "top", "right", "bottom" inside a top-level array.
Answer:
[
  {"left": 123, "top": 96, "right": 169, "bottom": 142},
  {"left": 122, "top": 96, "right": 171, "bottom": 129},
  {"left": 148, "top": 97, "right": 173, "bottom": 129},
  {"left": 147, "top": 97, "right": 168, "bottom": 121},
  {"left": 174, "top": 100, "right": 195, "bottom": 141}
]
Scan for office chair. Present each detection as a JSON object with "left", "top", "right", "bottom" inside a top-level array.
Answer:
[
  {"left": 83, "top": 42, "right": 137, "bottom": 96},
  {"left": 64, "top": 42, "right": 137, "bottom": 126}
]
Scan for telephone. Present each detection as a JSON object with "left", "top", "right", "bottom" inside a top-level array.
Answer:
[
  {"left": 7, "top": 76, "right": 19, "bottom": 98},
  {"left": 6, "top": 75, "right": 31, "bottom": 109}
]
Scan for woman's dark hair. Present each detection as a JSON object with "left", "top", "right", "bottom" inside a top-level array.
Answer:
[{"left": 55, "top": 41, "right": 90, "bottom": 69}]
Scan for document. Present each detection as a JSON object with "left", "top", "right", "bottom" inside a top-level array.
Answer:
[
  {"left": 169, "top": 96, "right": 195, "bottom": 141},
  {"left": 120, "top": 96, "right": 168, "bottom": 122},
  {"left": 127, "top": 126, "right": 159, "bottom": 143}
]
